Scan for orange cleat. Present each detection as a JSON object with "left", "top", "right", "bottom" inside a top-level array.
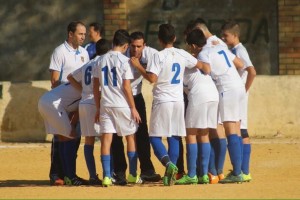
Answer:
[
  {"left": 218, "top": 173, "right": 225, "bottom": 180},
  {"left": 208, "top": 173, "right": 219, "bottom": 184}
]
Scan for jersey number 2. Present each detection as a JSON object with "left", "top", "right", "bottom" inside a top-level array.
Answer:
[
  {"left": 102, "top": 66, "right": 117, "bottom": 86},
  {"left": 171, "top": 63, "right": 180, "bottom": 84}
]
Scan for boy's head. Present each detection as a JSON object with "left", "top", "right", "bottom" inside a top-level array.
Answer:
[
  {"left": 184, "top": 18, "right": 209, "bottom": 40},
  {"left": 113, "top": 29, "right": 130, "bottom": 52},
  {"left": 186, "top": 29, "right": 207, "bottom": 56},
  {"left": 158, "top": 24, "right": 176, "bottom": 45},
  {"left": 221, "top": 20, "right": 240, "bottom": 47},
  {"left": 96, "top": 38, "right": 111, "bottom": 56}
]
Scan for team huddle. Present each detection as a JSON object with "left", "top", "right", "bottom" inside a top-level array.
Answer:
[{"left": 38, "top": 18, "right": 256, "bottom": 187}]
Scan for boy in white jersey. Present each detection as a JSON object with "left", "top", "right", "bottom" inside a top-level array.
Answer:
[
  {"left": 187, "top": 28, "right": 246, "bottom": 183},
  {"left": 176, "top": 29, "right": 219, "bottom": 185},
  {"left": 132, "top": 24, "right": 210, "bottom": 186},
  {"left": 93, "top": 29, "right": 141, "bottom": 187},
  {"left": 221, "top": 20, "right": 256, "bottom": 182},
  {"left": 67, "top": 39, "right": 111, "bottom": 185}
]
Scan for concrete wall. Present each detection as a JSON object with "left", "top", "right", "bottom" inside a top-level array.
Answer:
[{"left": 0, "top": 76, "right": 298, "bottom": 142}]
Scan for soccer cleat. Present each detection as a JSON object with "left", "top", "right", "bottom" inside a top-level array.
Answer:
[
  {"left": 64, "top": 176, "right": 86, "bottom": 186},
  {"left": 140, "top": 171, "right": 161, "bottom": 182},
  {"left": 162, "top": 176, "right": 169, "bottom": 186},
  {"left": 75, "top": 175, "right": 89, "bottom": 185},
  {"left": 50, "top": 174, "right": 64, "bottom": 186},
  {"left": 208, "top": 173, "right": 219, "bottom": 184},
  {"left": 166, "top": 163, "right": 178, "bottom": 186},
  {"left": 89, "top": 174, "right": 102, "bottom": 185},
  {"left": 242, "top": 173, "right": 252, "bottom": 182},
  {"left": 219, "top": 172, "right": 243, "bottom": 184},
  {"left": 198, "top": 174, "right": 209, "bottom": 184},
  {"left": 102, "top": 177, "right": 113, "bottom": 187},
  {"left": 175, "top": 175, "right": 198, "bottom": 185},
  {"left": 218, "top": 173, "right": 225, "bottom": 180},
  {"left": 127, "top": 174, "right": 144, "bottom": 184},
  {"left": 176, "top": 172, "right": 185, "bottom": 180},
  {"left": 112, "top": 172, "right": 127, "bottom": 186}
]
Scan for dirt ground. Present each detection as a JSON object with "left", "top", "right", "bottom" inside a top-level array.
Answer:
[{"left": 0, "top": 137, "right": 299, "bottom": 199}]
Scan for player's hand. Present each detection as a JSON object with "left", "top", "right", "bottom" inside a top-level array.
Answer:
[
  {"left": 95, "top": 109, "right": 100, "bottom": 123},
  {"left": 130, "top": 57, "right": 141, "bottom": 68},
  {"left": 131, "top": 107, "right": 141, "bottom": 123},
  {"left": 211, "top": 40, "right": 220, "bottom": 45}
]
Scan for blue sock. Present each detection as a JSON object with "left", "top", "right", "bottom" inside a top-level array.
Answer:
[
  {"left": 110, "top": 151, "right": 114, "bottom": 177},
  {"left": 239, "top": 136, "right": 243, "bottom": 164},
  {"left": 149, "top": 137, "right": 168, "bottom": 165},
  {"left": 64, "top": 139, "right": 77, "bottom": 179},
  {"left": 208, "top": 140, "right": 217, "bottom": 175},
  {"left": 227, "top": 134, "right": 242, "bottom": 176},
  {"left": 127, "top": 151, "right": 138, "bottom": 177},
  {"left": 101, "top": 155, "right": 111, "bottom": 178},
  {"left": 167, "top": 136, "right": 180, "bottom": 164},
  {"left": 198, "top": 143, "right": 211, "bottom": 176},
  {"left": 217, "top": 138, "right": 227, "bottom": 175},
  {"left": 242, "top": 144, "right": 251, "bottom": 174},
  {"left": 186, "top": 143, "right": 197, "bottom": 177},
  {"left": 84, "top": 144, "right": 96, "bottom": 179},
  {"left": 58, "top": 141, "right": 67, "bottom": 176}
]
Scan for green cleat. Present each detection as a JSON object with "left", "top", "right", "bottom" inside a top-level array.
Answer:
[
  {"left": 162, "top": 176, "right": 169, "bottom": 186},
  {"left": 166, "top": 163, "right": 178, "bottom": 186},
  {"left": 127, "top": 174, "right": 144, "bottom": 184},
  {"left": 175, "top": 175, "right": 198, "bottom": 185},
  {"left": 219, "top": 172, "right": 243, "bottom": 184},
  {"left": 242, "top": 173, "right": 252, "bottom": 182},
  {"left": 198, "top": 174, "right": 209, "bottom": 184},
  {"left": 102, "top": 176, "right": 113, "bottom": 187}
]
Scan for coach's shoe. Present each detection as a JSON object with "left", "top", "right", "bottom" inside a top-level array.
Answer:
[
  {"left": 198, "top": 174, "right": 209, "bottom": 184},
  {"left": 208, "top": 173, "right": 219, "bottom": 184},
  {"left": 112, "top": 172, "right": 127, "bottom": 186},
  {"left": 219, "top": 172, "right": 243, "bottom": 184},
  {"left": 89, "top": 174, "right": 102, "bottom": 185},
  {"left": 50, "top": 174, "right": 64, "bottom": 186},
  {"left": 127, "top": 174, "right": 144, "bottom": 184},
  {"left": 64, "top": 176, "right": 86, "bottom": 186},
  {"left": 166, "top": 163, "right": 178, "bottom": 186},
  {"left": 141, "top": 171, "right": 161, "bottom": 182},
  {"left": 242, "top": 173, "right": 252, "bottom": 182},
  {"left": 75, "top": 175, "right": 89, "bottom": 185},
  {"left": 102, "top": 177, "right": 113, "bottom": 187},
  {"left": 175, "top": 175, "right": 198, "bottom": 185}
]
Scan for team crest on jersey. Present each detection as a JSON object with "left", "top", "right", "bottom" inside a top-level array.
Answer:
[{"left": 81, "top": 56, "right": 84, "bottom": 62}]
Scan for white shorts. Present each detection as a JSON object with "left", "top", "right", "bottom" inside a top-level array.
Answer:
[
  {"left": 149, "top": 101, "right": 186, "bottom": 137},
  {"left": 185, "top": 101, "right": 218, "bottom": 129},
  {"left": 38, "top": 94, "right": 73, "bottom": 138},
  {"left": 218, "top": 86, "right": 245, "bottom": 122},
  {"left": 240, "top": 92, "right": 249, "bottom": 129},
  {"left": 100, "top": 106, "right": 138, "bottom": 136},
  {"left": 79, "top": 103, "right": 100, "bottom": 137}
]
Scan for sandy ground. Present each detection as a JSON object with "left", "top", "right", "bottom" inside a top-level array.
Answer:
[{"left": 0, "top": 137, "right": 299, "bottom": 199}]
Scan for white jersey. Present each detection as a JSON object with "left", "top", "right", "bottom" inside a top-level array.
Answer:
[
  {"left": 94, "top": 51, "right": 134, "bottom": 107},
  {"left": 44, "top": 83, "right": 81, "bottom": 112},
  {"left": 183, "top": 67, "right": 219, "bottom": 106},
  {"left": 206, "top": 35, "right": 227, "bottom": 48},
  {"left": 147, "top": 47, "right": 197, "bottom": 104},
  {"left": 198, "top": 44, "right": 244, "bottom": 92},
  {"left": 71, "top": 55, "right": 102, "bottom": 104},
  {"left": 231, "top": 43, "right": 254, "bottom": 84},
  {"left": 49, "top": 41, "right": 89, "bottom": 83},
  {"left": 125, "top": 46, "right": 158, "bottom": 95}
]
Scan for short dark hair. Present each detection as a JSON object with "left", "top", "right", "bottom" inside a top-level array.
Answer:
[
  {"left": 194, "top": 18, "right": 208, "bottom": 26},
  {"left": 130, "top": 31, "right": 145, "bottom": 41},
  {"left": 89, "top": 22, "right": 104, "bottom": 36},
  {"left": 67, "top": 21, "right": 85, "bottom": 34},
  {"left": 96, "top": 39, "right": 111, "bottom": 56},
  {"left": 186, "top": 29, "right": 207, "bottom": 47},
  {"left": 221, "top": 20, "right": 240, "bottom": 37},
  {"left": 158, "top": 24, "right": 176, "bottom": 44},
  {"left": 113, "top": 29, "right": 130, "bottom": 46}
]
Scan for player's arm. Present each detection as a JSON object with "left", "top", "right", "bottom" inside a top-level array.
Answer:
[
  {"left": 67, "top": 74, "right": 82, "bottom": 92},
  {"left": 50, "top": 70, "right": 61, "bottom": 89},
  {"left": 245, "top": 66, "right": 256, "bottom": 92},
  {"left": 93, "top": 77, "right": 101, "bottom": 123},
  {"left": 233, "top": 57, "right": 244, "bottom": 69},
  {"left": 130, "top": 57, "right": 157, "bottom": 83},
  {"left": 195, "top": 61, "right": 211, "bottom": 74},
  {"left": 123, "top": 79, "right": 141, "bottom": 123}
]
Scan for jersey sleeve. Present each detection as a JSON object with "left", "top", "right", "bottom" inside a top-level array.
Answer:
[
  {"left": 71, "top": 66, "right": 83, "bottom": 82},
  {"left": 237, "top": 48, "right": 253, "bottom": 69},
  {"left": 198, "top": 49, "right": 210, "bottom": 64},
  {"left": 184, "top": 50, "right": 198, "bottom": 69},
  {"left": 122, "top": 61, "right": 134, "bottom": 80},
  {"left": 49, "top": 48, "right": 63, "bottom": 72},
  {"left": 146, "top": 52, "right": 161, "bottom": 76}
]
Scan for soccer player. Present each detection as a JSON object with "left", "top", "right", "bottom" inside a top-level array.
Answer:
[
  {"left": 93, "top": 29, "right": 141, "bottom": 187},
  {"left": 48, "top": 21, "right": 89, "bottom": 185},
  {"left": 132, "top": 24, "right": 210, "bottom": 186},
  {"left": 85, "top": 22, "right": 104, "bottom": 59},
  {"left": 176, "top": 30, "right": 219, "bottom": 185},
  {"left": 111, "top": 31, "right": 161, "bottom": 185},
  {"left": 221, "top": 20, "right": 256, "bottom": 182},
  {"left": 186, "top": 28, "right": 245, "bottom": 183},
  {"left": 67, "top": 39, "right": 111, "bottom": 185}
]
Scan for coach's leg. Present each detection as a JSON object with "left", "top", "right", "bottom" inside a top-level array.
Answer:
[{"left": 111, "top": 134, "right": 127, "bottom": 185}]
